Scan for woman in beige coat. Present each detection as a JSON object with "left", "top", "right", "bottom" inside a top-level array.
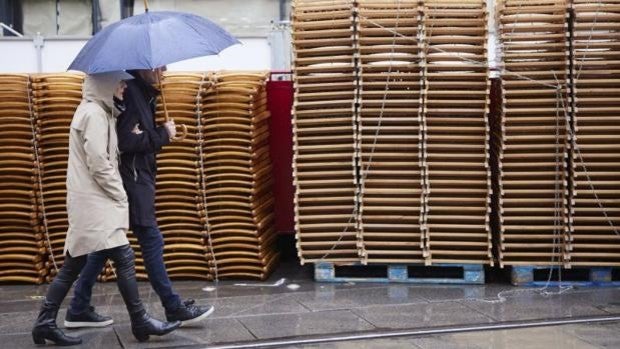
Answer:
[{"left": 32, "top": 72, "right": 180, "bottom": 346}]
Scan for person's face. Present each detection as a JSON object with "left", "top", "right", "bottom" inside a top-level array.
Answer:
[
  {"left": 137, "top": 66, "right": 167, "bottom": 84},
  {"left": 114, "top": 81, "right": 127, "bottom": 101}
]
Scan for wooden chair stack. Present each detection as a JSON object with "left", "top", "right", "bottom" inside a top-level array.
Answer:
[
  {"left": 0, "top": 72, "right": 279, "bottom": 283},
  {"left": 356, "top": 0, "right": 426, "bottom": 264},
  {"left": 31, "top": 73, "right": 85, "bottom": 281},
  {"left": 155, "top": 72, "right": 216, "bottom": 280},
  {"left": 570, "top": 0, "right": 620, "bottom": 266},
  {"left": 105, "top": 72, "right": 218, "bottom": 282},
  {"left": 0, "top": 74, "right": 47, "bottom": 284},
  {"left": 497, "top": 0, "right": 571, "bottom": 267},
  {"left": 422, "top": 0, "right": 493, "bottom": 265},
  {"left": 292, "top": 0, "right": 363, "bottom": 264},
  {"left": 200, "top": 72, "right": 278, "bottom": 280}
]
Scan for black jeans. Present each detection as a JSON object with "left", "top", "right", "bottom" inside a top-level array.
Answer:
[{"left": 39, "top": 244, "right": 145, "bottom": 326}]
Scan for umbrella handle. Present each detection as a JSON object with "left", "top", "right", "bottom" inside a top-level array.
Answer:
[
  {"left": 172, "top": 124, "right": 188, "bottom": 142},
  {"left": 156, "top": 70, "right": 186, "bottom": 141}
]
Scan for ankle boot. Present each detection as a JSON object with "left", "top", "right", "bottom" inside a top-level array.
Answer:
[
  {"left": 131, "top": 312, "right": 181, "bottom": 342},
  {"left": 111, "top": 244, "right": 180, "bottom": 342},
  {"left": 32, "top": 299, "right": 82, "bottom": 346}
]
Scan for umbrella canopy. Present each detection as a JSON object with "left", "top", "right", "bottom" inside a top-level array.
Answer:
[{"left": 68, "top": 11, "right": 240, "bottom": 74}]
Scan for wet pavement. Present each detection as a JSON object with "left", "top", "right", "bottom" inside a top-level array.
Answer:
[
  {"left": 1, "top": 263, "right": 619, "bottom": 348},
  {"left": 284, "top": 321, "right": 620, "bottom": 349}
]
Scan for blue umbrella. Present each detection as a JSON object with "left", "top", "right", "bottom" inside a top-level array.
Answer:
[
  {"left": 68, "top": 9, "right": 239, "bottom": 141},
  {"left": 68, "top": 10, "right": 240, "bottom": 74}
]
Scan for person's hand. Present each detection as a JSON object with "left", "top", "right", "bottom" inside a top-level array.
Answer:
[
  {"left": 132, "top": 123, "right": 143, "bottom": 135},
  {"left": 164, "top": 119, "right": 177, "bottom": 139},
  {"left": 117, "top": 195, "right": 128, "bottom": 206}
]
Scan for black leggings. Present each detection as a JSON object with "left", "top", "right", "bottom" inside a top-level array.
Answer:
[{"left": 43, "top": 244, "right": 145, "bottom": 322}]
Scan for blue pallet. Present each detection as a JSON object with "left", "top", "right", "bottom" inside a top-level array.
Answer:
[
  {"left": 511, "top": 266, "right": 620, "bottom": 287},
  {"left": 314, "top": 263, "right": 485, "bottom": 285}
]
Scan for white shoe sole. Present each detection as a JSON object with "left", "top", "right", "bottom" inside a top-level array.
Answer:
[
  {"left": 181, "top": 306, "right": 215, "bottom": 327},
  {"left": 64, "top": 319, "right": 114, "bottom": 328}
]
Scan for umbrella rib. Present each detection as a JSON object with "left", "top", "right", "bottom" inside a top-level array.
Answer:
[{"left": 146, "top": 14, "right": 155, "bottom": 69}]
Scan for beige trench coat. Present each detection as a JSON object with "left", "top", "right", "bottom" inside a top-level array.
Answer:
[{"left": 64, "top": 72, "right": 130, "bottom": 257}]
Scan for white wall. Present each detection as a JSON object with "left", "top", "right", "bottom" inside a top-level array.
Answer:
[
  {"left": 0, "top": 37, "right": 271, "bottom": 73},
  {"left": 43, "top": 39, "right": 90, "bottom": 72},
  {"left": 0, "top": 39, "right": 38, "bottom": 73},
  {"left": 487, "top": 0, "right": 499, "bottom": 75}
]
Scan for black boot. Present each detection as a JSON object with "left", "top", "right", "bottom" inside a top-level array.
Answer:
[
  {"left": 32, "top": 299, "right": 82, "bottom": 346},
  {"left": 110, "top": 244, "right": 180, "bottom": 342},
  {"left": 131, "top": 313, "right": 181, "bottom": 342},
  {"left": 32, "top": 253, "right": 86, "bottom": 346}
]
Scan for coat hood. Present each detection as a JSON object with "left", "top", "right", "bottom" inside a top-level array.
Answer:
[{"left": 82, "top": 71, "right": 132, "bottom": 115}]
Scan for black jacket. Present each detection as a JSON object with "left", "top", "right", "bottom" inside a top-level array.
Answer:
[{"left": 117, "top": 73, "right": 170, "bottom": 228}]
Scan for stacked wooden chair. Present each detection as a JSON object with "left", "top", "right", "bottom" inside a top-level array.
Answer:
[
  {"left": 154, "top": 72, "right": 216, "bottom": 280},
  {"left": 497, "top": 0, "right": 571, "bottom": 267},
  {"left": 570, "top": 0, "right": 620, "bottom": 266},
  {"left": 31, "top": 73, "right": 85, "bottom": 281},
  {"left": 356, "top": 0, "right": 426, "bottom": 264},
  {"left": 105, "top": 72, "right": 217, "bottom": 282},
  {"left": 0, "top": 71, "right": 280, "bottom": 283},
  {"left": 291, "top": 0, "right": 363, "bottom": 264},
  {"left": 0, "top": 74, "right": 47, "bottom": 284},
  {"left": 200, "top": 72, "right": 279, "bottom": 280},
  {"left": 421, "top": 0, "right": 493, "bottom": 265}
]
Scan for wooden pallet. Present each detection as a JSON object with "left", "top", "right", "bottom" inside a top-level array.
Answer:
[
  {"left": 315, "top": 262, "right": 485, "bottom": 284},
  {"left": 511, "top": 265, "right": 620, "bottom": 287}
]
